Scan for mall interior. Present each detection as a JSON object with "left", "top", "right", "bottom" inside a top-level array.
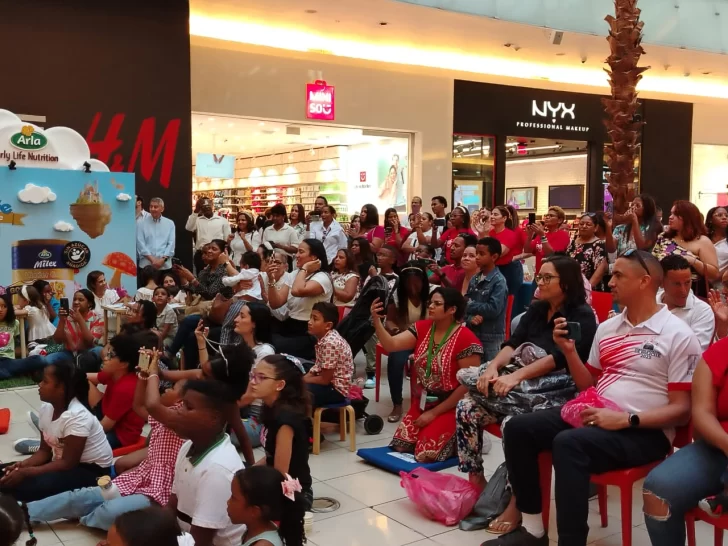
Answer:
[{"left": 4, "top": 1, "right": 728, "bottom": 545}]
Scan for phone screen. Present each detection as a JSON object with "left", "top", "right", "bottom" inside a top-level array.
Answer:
[
  {"left": 528, "top": 213, "right": 536, "bottom": 225},
  {"left": 60, "top": 298, "right": 69, "bottom": 311}
]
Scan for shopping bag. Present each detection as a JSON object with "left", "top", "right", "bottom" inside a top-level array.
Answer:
[
  {"left": 400, "top": 467, "right": 479, "bottom": 526},
  {"left": 560, "top": 386, "right": 622, "bottom": 428}
]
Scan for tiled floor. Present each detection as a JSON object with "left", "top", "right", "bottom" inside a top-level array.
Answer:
[{"left": 1, "top": 357, "right": 726, "bottom": 546}]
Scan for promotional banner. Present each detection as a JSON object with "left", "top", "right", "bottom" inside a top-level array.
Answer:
[
  {"left": 0, "top": 168, "right": 137, "bottom": 299},
  {"left": 195, "top": 153, "right": 235, "bottom": 178}
]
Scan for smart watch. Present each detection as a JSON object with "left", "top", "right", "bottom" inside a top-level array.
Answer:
[{"left": 628, "top": 413, "right": 640, "bottom": 427}]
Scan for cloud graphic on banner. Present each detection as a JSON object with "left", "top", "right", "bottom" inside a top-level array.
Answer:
[
  {"left": 53, "top": 221, "right": 74, "bottom": 232},
  {"left": 18, "top": 184, "right": 57, "bottom": 204},
  {"left": 116, "top": 193, "right": 131, "bottom": 202}
]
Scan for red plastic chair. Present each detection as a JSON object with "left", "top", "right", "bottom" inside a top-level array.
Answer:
[
  {"left": 686, "top": 507, "right": 728, "bottom": 546},
  {"left": 540, "top": 424, "right": 692, "bottom": 546},
  {"left": 504, "top": 295, "right": 515, "bottom": 339},
  {"left": 374, "top": 343, "right": 388, "bottom": 402},
  {"left": 591, "top": 291, "right": 613, "bottom": 323},
  {"left": 112, "top": 435, "right": 147, "bottom": 457}
]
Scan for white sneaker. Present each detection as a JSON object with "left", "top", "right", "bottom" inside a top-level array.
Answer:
[
  {"left": 482, "top": 431, "right": 493, "bottom": 454},
  {"left": 364, "top": 378, "right": 376, "bottom": 389}
]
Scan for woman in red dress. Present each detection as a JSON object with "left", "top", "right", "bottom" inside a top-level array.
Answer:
[{"left": 371, "top": 286, "right": 483, "bottom": 462}]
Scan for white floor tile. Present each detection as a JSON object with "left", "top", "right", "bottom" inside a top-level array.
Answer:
[
  {"left": 311, "top": 481, "right": 367, "bottom": 522},
  {"left": 429, "top": 527, "right": 494, "bottom": 546},
  {"left": 374, "top": 498, "right": 454, "bottom": 537},
  {"left": 48, "top": 521, "right": 106, "bottom": 543},
  {"left": 0, "top": 391, "right": 36, "bottom": 423},
  {"left": 16, "top": 387, "right": 42, "bottom": 411},
  {"left": 307, "top": 508, "right": 425, "bottom": 546},
  {"left": 326, "top": 468, "right": 408, "bottom": 506},
  {"left": 17, "top": 522, "right": 60, "bottom": 546}
]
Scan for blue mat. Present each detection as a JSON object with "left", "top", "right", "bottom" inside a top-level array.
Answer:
[{"left": 357, "top": 446, "right": 458, "bottom": 474}]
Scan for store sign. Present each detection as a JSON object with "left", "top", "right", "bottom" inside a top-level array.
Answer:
[
  {"left": 306, "top": 80, "right": 335, "bottom": 121},
  {"left": 11, "top": 126, "right": 48, "bottom": 151},
  {"left": 515, "top": 99, "right": 590, "bottom": 133}
]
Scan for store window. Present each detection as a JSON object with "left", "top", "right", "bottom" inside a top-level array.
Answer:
[
  {"left": 452, "top": 134, "right": 495, "bottom": 211},
  {"left": 691, "top": 144, "right": 728, "bottom": 212}
]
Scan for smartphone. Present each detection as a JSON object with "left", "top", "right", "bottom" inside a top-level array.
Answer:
[
  {"left": 565, "top": 322, "right": 582, "bottom": 342},
  {"left": 528, "top": 212, "right": 536, "bottom": 225},
  {"left": 434, "top": 218, "right": 446, "bottom": 228},
  {"left": 309, "top": 214, "right": 320, "bottom": 223},
  {"left": 138, "top": 351, "right": 151, "bottom": 373},
  {"left": 171, "top": 257, "right": 183, "bottom": 267},
  {"left": 60, "top": 297, "right": 69, "bottom": 311},
  {"left": 604, "top": 201, "right": 614, "bottom": 215}
]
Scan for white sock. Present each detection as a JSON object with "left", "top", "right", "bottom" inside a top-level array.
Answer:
[{"left": 521, "top": 513, "right": 545, "bottom": 538}]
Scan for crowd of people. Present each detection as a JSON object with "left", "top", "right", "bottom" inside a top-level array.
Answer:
[{"left": 2, "top": 192, "right": 728, "bottom": 546}]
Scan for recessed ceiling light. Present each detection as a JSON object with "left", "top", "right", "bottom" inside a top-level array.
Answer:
[
  {"left": 304, "top": 9, "right": 317, "bottom": 14},
  {"left": 228, "top": 123, "right": 234, "bottom": 127},
  {"left": 258, "top": 122, "right": 265, "bottom": 126},
  {"left": 208, "top": 117, "right": 215, "bottom": 122}
]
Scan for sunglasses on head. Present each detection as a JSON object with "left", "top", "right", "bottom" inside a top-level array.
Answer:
[{"left": 621, "top": 248, "right": 650, "bottom": 275}]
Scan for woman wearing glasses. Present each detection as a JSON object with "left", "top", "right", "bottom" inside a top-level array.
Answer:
[
  {"left": 567, "top": 213, "right": 609, "bottom": 291},
  {"left": 432, "top": 205, "right": 475, "bottom": 265},
  {"left": 458, "top": 255, "right": 597, "bottom": 532},
  {"left": 524, "top": 206, "right": 570, "bottom": 274},
  {"left": 371, "top": 287, "right": 483, "bottom": 463},
  {"left": 652, "top": 200, "right": 719, "bottom": 298}
]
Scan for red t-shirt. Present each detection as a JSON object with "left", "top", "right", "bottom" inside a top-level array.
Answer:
[
  {"left": 98, "top": 371, "right": 145, "bottom": 446},
  {"left": 385, "top": 226, "right": 411, "bottom": 266},
  {"left": 490, "top": 228, "right": 520, "bottom": 266},
  {"left": 533, "top": 230, "right": 571, "bottom": 273},
  {"left": 441, "top": 228, "right": 475, "bottom": 264},
  {"left": 431, "top": 263, "right": 466, "bottom": 291},
  {"left": 513, "top": 227, "right": 527, "bottom": 256},
  {"left": 700, "top": 340, "right": 728, "bottom": 433}
]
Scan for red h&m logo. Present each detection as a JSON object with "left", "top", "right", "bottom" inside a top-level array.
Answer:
[
  {"left": 306, "top": 80, "right": 335, "bottom": 121},
  {"left": 85, "top": 113, "right": 181, "bottom": 189}
]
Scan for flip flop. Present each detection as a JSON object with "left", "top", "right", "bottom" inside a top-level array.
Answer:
[{"left": 486, "top": 519, "right": 521, "bottom": 535}]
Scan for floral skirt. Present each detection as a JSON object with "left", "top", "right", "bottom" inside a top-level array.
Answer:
[{"left": 390, "top": 401, "right": 457, "bottom": 463}]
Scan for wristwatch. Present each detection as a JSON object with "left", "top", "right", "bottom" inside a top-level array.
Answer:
[{"left": 628, "top": 413, "right": 640, "bottom": 427}]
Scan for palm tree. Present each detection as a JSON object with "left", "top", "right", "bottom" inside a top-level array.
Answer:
[{"left": 602, "top": 0, "right": 650, "bottom": 215}]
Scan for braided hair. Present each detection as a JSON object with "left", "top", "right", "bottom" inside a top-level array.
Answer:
[{"left": 0, "top": 494, "right": 36, "bottom": 546}]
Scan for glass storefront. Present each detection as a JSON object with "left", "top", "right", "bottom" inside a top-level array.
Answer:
[{"left": 451, "top": 134, "right": 495, "bottom": 211}]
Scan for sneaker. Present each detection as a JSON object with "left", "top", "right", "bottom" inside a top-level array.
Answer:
[
  {"left": 482, "top": 431, "right": 492, "bottom": 454},
  {"left": 13, "top": 438, "right": 40, "bottom": 455},
  {"left": 27, "top": 411, "right": 40, "bottom": 435},
  {"left": 480, "top": 527, "right": 549, "bottom": 546},
  {"left": 699, "top": 493, "right": 728, "bottom": 517},
  {"left": 364, "top": 378, "right": 376, "bottom": 389}
]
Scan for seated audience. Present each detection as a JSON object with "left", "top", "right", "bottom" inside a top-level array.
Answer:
[
  {"left": 26, "top": 364, "right": 186, "bottom": 531},
  {"left": 1, "top": 361, "right": 113, "bottom": 502},
  {"left": 160, "top": 271, "right": 187, "bottom": 305},
  {"left": 266, "top": 239, "right": 333, "bottom": 360},
  {"left": 32, "top": 280, "right": 60, "bottom": 327},
  {"left": 222, "top": 250, "right": 263, "bottom": 301},
  {"left": 228, "top": 466, "right": 306, "bottom": 546},
  {"left": 134, "top": 265, "right": 158, "bottom": 302},
  {"left": 657, "top": 254, "right": 714, "bottom": 351},
  {"left": 482, "top": 250, "right": 699, "bottom": 546},
  {"left": 349, "top": 237, "right": 376, "bottom": 286},
  {"left": 44, "top": 289, "right": 104, "bottom": 369},
  {"left": 107, "top": 506, "right": 193, "bottom": 546},
  {"left": 87, "top": 334, "right": 146, "bottom": 449},
  {"left": 331, "top": 248, "right": 360, "bottom": 310},
  {"left": 88, "top": 270, "right": 122, "bottom": 309},
  {"left": 0, "top": 293, "right": 19, "bottom": 362},
  {"left": 174, "top": 240, "right": 234, "bottom": 302},
  {"left": 151, "top": 287, "right": 178, "bottom": 349},
  {"left": 304, "top": 302, "right": 354, "bottom": 408},
  {"left": 429, "top": 233, "right": 477, "bottom": 291},
  {"left": 17, "top": 285, "right": 55, "bottom": 342},
  {"left": 247, "top": 354, "right": 313, "bottom": 509},
  {"left": 457, "top": 254, "right": 595, "bottom": 508},
  {"left": 464, "top": 237, "right": 508, "bottom": 361},
  {"left": 371, "top": 287, "right": 483, "bottom": 463}
]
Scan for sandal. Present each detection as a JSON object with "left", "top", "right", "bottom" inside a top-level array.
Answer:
[
  {"left": 387, "top": 405, "right": 403, "bottom": 423},
  {"left": 486, "top": 519, "right": 521, "bottom": 535}
]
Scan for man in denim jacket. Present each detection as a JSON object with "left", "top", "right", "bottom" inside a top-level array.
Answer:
[{"left": 465, "top": 237, "right": 508, "bottom": 361}]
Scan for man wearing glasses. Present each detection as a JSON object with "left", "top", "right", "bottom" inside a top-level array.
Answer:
[{"left": 484, "top": 250, "right": 700, "bottom": 546}]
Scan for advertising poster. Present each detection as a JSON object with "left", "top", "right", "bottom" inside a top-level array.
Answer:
[
  {"left": 195, "top": 153, "right": 235, "bottom": 179},
  {"left": 453, "top": 181, "right": 482, "bottom": 212},
  {"left": 0, "top": 168, "right": 137, "bottom": 299}
]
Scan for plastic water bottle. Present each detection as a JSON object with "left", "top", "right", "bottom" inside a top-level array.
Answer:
[
  {"left": 303, "top": 511, "right": 314, "bottom": 535},
  {"left": 98, "top": 476, "right": 120, "bottom": 500}
]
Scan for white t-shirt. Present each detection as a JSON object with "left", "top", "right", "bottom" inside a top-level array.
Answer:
[
  {"left": 405, "top": 228, "right": 433, "bottom": 261},
  {"left": 585, "top": 305, "right": 701, "bottom": 442},
  {"left": 260, "top": 272, "right": 289, "bottom": 322},
  {"left": 261, "top": 225, "right": 300, "bottom": 256},
  {"left": 284, "top": 270, "right": 333, "bottom": 321},
  {"left": 229, "top": 231, "right": 261, "bottom": 266},
  {"left": 656, "top": 289, "right": 715, "bottom": 352},
  {"left": 172, "top": 435, "right": 245, "bottom": 546},
  {"left": 332, "top": 272, "right": 360, "bottom": 308},
  {"left": 38, "top": 399, "right": 113, "bottom": 467},
  {"left": 24, "top": 306, "right": 55, "bottom": 341},
  {"left": 135, "top": 287, "right": 155, "bottom": 302},
  {"left": 223, "top": 268, "right": 262, "bottom": 300},
  {"left": 252, "top": 342, "right": 275, "bottom": 364}
]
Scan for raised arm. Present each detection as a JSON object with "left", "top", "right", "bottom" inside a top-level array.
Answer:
[{"left": 371, "top": 298, "right": 417, "bottom": 353}]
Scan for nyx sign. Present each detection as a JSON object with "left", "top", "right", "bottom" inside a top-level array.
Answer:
[{"left": 532, "top": 101, "right": 576, "bottom": 123}]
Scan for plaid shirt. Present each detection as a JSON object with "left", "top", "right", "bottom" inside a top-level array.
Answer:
[
  {"left": 311, "top": 329, "right": 354, "bottom": 397},
  {"left": 113, "top": 411, "right": 185, "bottom": 506}
]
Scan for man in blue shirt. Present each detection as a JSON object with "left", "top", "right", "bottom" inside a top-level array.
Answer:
[{"left": 136, "top": 197, "right": 175, "bottom": 272}]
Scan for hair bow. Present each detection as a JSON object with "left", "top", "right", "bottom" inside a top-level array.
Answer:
[
  {"left": 21, "top": 285, "right": 29, "bottom": 301},
  {"left": 281, "top": 474, "right": 302, "bottom": 501},
  {"left": 281, "top": 353, "right": 306, "bottom": 375}
]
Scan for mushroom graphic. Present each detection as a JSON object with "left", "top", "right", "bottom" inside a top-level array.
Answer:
[{"left": 102, "top": 252, "right": 137, "bottom": 289}]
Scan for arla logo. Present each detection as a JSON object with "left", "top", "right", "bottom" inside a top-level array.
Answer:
[
  {"left": 34, "top": 248, "right": 57, "bottom": 269},
  {"left": 10, "top": 126, "right": 48, "bottom": 151},
  {"left": 38, "top": 249, "right": 52, "bottom": 260},
  {"left": 532, "top": 101, "right": 576, "bottom": 123}
]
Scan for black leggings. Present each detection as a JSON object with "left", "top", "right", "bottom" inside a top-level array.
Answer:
[
  {"left": 271, "top": 318, "right": 316, "bottom": 361},
  {"left": 0, "top": 462, "right": 108, "bottom": 503}
]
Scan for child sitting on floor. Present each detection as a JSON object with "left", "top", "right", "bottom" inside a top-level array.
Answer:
[
  {"left": 17, "top": 285, "right": 55, "bottom": 343},
  {"left": 159, "top": 272, "right": 187, "bottom": 305},
  {"left": 134, "top": 266, "right": 158, "bottom": 302}
]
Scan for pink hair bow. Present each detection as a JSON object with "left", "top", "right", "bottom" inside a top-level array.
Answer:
[{"left": 281, "top": 474, "right": 302, "bottom": 501}]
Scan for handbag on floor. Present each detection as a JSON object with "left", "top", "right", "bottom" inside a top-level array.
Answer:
[{"left": 459, "top": 462, "right": 511, "bottom": 531}]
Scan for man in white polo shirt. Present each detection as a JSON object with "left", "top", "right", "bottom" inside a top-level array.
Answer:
[
  {"left": 658, "top": 254, "right": 714, "bottom": 351},
  {"left": 262, "top": 203, "right": 300, "bottom": 257},
  {"left": 484, "top": 250, "right": 700, "bottom": 546}
]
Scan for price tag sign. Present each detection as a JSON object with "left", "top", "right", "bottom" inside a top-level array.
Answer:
[{"left": 306, "top": 80, "right": 335, "bottom": 121}]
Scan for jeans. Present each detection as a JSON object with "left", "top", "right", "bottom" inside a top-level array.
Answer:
[
  {"left": 167, "top": 314, "right": 220, "bottom": 369},
  {"left": 92, "top": 404, "right": 122, "bottom": 449},
  {"left": 271, "top": 318, "right": 316, "bottom": 361},
  {"left": 0, "top": 355, "right": 47, "bottom": 379},
  {"left": 308, "top": 383, "right": 346, "bottom": 408},
  {"left": 386, "top": 350, "right": 412, "bottom": 406},
  {"left": 363, "top": 334, "right": 378, "bottom": 376},
  {"left": 44, "top": 347, "right": 104, "bottom": 373},
  {"left": 643, "top": 439, "right": 728, "bottom": 546},
  {"left": 0, "top": 462, "right": 108, "bottom": 503},
  {"left": 503, "top": 407, "right": 671, "bottom": 546},
  {"left": 27, "top": 486, "right": 152, "bottom": 530},
  {"left": 498, "top": 260, "right": 523, "bottom": 298}
]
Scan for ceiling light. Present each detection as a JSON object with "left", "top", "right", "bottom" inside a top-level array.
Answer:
[
  {"left": 228, "top": 123, "right": 234, "bottom": 127},
  {"left": 234, "top": 136, "right": 240, "bottom": 140},
  {"left": 240, "top": 145, "right": 246, "bottom": 150},
  {"left": 258, "top": 122, "right": 265, "bottom": 126},
  {"left": 208, "top": 117, "right": 215, "bottom": 122}
]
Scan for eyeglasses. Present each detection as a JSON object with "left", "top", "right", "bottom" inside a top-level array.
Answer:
[
  {"left": 535, "top": 274, "right": 560, "bottom": 285},
  {"left": 427, "top": 300, "right": 445, "bottom": 307},
  {"left": 621, "top": 248, "right": 651, "bottom": 276},
  {"left": 103, "top": 350, "right": 117, "bottom": 361},
  {"left": 249, "top": 371, "right": 276, "bottom": 384}
]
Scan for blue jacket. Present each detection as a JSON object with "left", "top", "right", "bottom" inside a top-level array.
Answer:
[{"left": 465, "top": 268, "right": 508, "bottom": 344}]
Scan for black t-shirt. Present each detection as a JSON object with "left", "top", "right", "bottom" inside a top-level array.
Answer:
[{"left": 263, "top": 408, "right": 312, "bottom": 489}]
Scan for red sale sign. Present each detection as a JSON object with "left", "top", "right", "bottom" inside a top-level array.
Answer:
[{"left": 306, "top": 80, "right": 335, "bottom": 121}]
